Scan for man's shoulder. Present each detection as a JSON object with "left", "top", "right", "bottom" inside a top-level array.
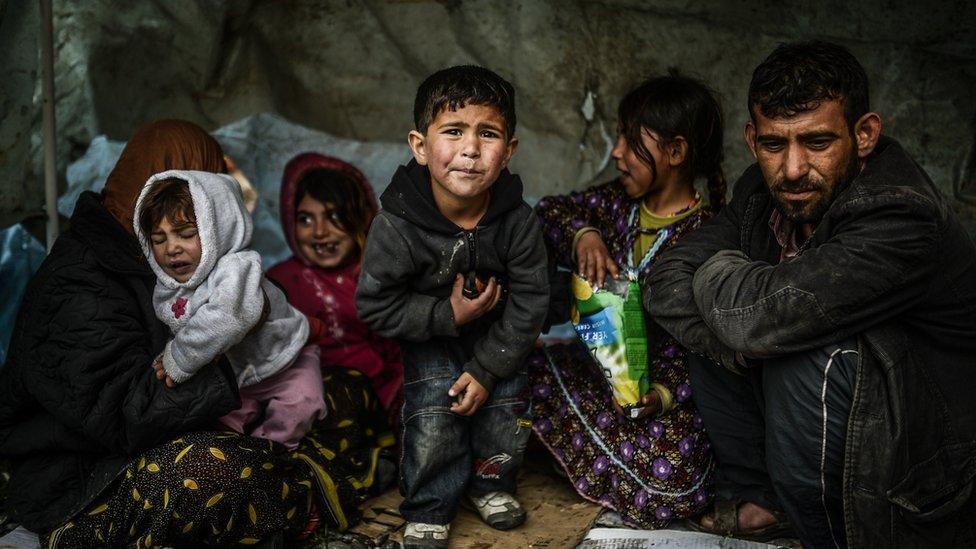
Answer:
[
  {"left": 730, "top": 164, "right": 768, "bottom": 201},
  {"left": 843, "top": 137, "right": 947, "bottom": 220}
]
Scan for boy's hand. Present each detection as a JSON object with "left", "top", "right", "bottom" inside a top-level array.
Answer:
[
  {"left": 449, "top": 372, "right": 489, "bottom": 416},
  {"left": 576, "top": 231, "right": 620, "bottom": 288},
  {"left": 152, "top": 358, "right": 177, "bottom": 389},
  {"left": 449, "top": 274, "right": 502, "bottom": 326}
]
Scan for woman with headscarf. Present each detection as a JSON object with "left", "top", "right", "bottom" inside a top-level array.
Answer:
[{"left": 0, "top": 120, "right": 392, "bottom": 547}]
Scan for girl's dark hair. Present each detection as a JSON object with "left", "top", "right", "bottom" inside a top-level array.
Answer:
[
  {"left": 294, "top": 168, "right": 376, "bottom": 254},
  {"left": 618, "top": 70, "right": 726, "bottom": 212},
  {"left": 138, "top": 178, "right": 196, "bottom": 242}
]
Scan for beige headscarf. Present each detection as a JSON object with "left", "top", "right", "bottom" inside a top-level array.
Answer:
[{"left": 102, "top": 119, "right": 226, "bottom": 234}]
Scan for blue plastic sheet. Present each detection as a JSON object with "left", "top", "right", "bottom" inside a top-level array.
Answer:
[{"left": 0, "top": 224, "right": 46, "bottom": 366}]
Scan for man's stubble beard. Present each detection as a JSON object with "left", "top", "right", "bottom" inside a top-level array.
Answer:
[{"left": 771, "top": 144, "right": 859, "bottom": 225}]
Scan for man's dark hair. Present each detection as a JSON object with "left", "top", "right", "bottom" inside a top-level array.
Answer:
[
  {"left": 414, "top": 65, "right": 516, "bottom": 137},
  {"left": 748, "top": 40, "right": 870, "bottom": 130}
]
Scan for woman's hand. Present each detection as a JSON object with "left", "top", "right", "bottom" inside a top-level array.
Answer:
[
  {"left": 576, "top": 231, "right": 620, "bottom": 288},
  {"left": 153, "top": 359, "right": 177, "bottom": 389},
  {"left": 611, "top": 389, "right": 663, "bottom": 420}
]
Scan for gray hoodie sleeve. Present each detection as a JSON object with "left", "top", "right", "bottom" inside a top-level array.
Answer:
[
  {"left": 162, "top": 254, "right": 265, "bottom": 383},
  {"left": 465, "top": 208, "right": 550, "bottom": 393},
  {"left": 356, "top": 213, "right": 459, "bottom": 341}
]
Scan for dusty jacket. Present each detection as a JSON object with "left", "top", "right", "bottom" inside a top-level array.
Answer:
[
  {"left": 356, "top": 160, "right": 549, "bottom": 393},
  {"left": 643, "top": 137, "right": 976, "bottom": 547},
  {"left": 0, "top": 192, "right": 240, "bottom": 531},
  {"left": 134, "top": 170, "right": 308, "bottom": 387}
]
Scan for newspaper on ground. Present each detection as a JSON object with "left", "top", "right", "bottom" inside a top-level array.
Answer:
[
  {"left": 578, "top": 528, "right": 788, "bottom": 549},
  {"left": 0, "top": 526, "right": 39, "bottom": 549}
]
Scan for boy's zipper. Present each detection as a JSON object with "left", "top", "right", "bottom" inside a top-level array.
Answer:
[{"left": 465, "top": 229, "right": 477, "bottom": 272}]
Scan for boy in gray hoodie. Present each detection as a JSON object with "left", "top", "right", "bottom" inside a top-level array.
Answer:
[
  {"left": 135, "top": 169, "right": 325, "bottom": 450},
  {"left": 357, "top": 66, "right": 549, "bottom": 549}
]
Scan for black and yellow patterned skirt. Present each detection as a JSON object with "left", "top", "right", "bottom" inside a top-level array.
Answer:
[{"left": 44, "top": 368, "right": 396, "bottom": 548}]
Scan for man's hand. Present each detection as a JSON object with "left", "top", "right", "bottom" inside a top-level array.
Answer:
[
  {"left": 449, "top": 274, "right": 502, "bottom": 326},
  {"left": 449, "top": 372, "right": 489, "bottom": 416},
  {"left": 576, "top": 231, "right": 620, "bottom": 288},
  {"left": 152, "top": 359, "right": 177, "bottom": 389}
]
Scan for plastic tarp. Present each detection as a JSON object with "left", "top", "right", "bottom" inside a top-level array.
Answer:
[{"left": 0, "top": 224, "right": 46, "bottom": 365}]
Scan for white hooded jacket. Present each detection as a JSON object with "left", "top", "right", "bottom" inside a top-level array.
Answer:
[{"left": 134, "top": 169, "right": 309, "bottom": 387}]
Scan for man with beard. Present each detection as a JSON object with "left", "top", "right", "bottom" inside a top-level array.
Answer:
[{"left": 643, "top": 41, "right": 976, "bottom": 548}]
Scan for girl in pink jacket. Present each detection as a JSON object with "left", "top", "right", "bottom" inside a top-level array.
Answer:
[{"left": 268, "top": 153, "right": 404, "bottom": 417}]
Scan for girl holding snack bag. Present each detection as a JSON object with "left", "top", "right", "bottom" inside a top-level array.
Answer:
[{"left": 529, "top": 71, "right": 725, "bottom": 527}]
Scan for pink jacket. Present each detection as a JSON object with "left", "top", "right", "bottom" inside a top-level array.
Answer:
[{"left": 267, "top": 153, "right": 403, "bottom": 409}]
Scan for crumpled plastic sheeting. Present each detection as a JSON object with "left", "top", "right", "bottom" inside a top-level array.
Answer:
[
  {"left": 57, "top": 112, "right": 411, "bottom": 268},
  {"left": 0, "top": 224, "right": 46, "bottom": 366}
]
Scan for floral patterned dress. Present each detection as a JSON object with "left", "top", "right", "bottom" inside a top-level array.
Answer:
[{"left": 529, "top": 179, "right": 715, "bottom": 528}]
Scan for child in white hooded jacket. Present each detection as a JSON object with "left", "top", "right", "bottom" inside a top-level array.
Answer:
[{"left": 135, "top": 169, "right": 325, "bottom": 449}]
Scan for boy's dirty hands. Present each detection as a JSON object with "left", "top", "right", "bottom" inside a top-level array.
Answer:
[
  {"left": 152, "top": 358, "right": 177, "bottom": 389},
  {"left": 576, "top": 231, "right": 620, "bottom": 288},
  {"left": 450, "top": 274, "right": 502, "bottom": 326},
  {"left": 449, "top": 372, "right": 488, "bottom": 416}
]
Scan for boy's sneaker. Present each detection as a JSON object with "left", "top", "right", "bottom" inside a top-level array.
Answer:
[
  {"left": 466, "top": 491, "right": 527, "bottom": 530},
  {"left": 402, "top": 522, "right": 450, "bottom": 549}
]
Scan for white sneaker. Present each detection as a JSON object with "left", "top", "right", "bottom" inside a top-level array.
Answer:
[
  {"left": 467, "top": 491, "right": 527, "bottom": 530},
  {"left": 402, "top": 522, "right": 450, "bottom": 549}
]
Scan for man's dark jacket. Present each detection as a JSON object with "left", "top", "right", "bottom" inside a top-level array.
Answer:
[
  {"left": 0, "top": 192, "right": 240, "bottom": 532},
  {"left": 356, "top": 160, "right": 549, "bottom": 393},
  {"left": 644, "top": 137, "right": 976, "bottom": 547}
]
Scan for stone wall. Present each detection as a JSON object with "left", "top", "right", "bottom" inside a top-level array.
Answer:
[{"left": 2, "top": 0, "right": 974, "bottom": 231}]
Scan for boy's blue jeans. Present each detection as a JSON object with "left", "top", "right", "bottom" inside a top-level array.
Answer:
[{"left": 399, "top": 337, "right": 532, "bottom": 525}]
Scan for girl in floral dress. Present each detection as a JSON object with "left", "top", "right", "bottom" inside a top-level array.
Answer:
[{"left": 530, "top": 72, "right": 726, "bottom": 527}]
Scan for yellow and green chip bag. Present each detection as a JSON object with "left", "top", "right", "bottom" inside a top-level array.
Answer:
[{"left": 570, "top": 272, "right": 650, "bottom": 418}]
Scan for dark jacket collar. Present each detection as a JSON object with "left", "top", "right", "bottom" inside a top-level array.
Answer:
[
  {"left": 379, "top": 159, "right": 524, "bottom": 234},
  {"left": 69, "top": 191, "right": 153, "bottom": 276}
]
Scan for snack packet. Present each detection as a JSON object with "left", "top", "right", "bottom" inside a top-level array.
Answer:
[{"left": 570, "top": 272, "right": 650, "bottom": 418}]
